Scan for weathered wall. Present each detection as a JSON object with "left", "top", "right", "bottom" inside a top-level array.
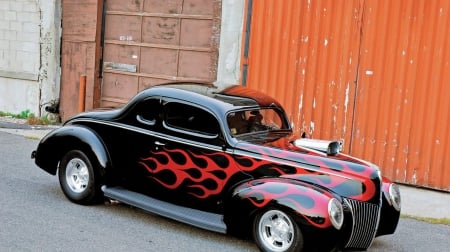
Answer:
[
  {"left": 59, "top": 0, "right": 103, "bottom": 120},
  {"left": 216, "top": 0, "right": 245, "bottom": 86},
  {"left": 60, "top": 0, "right": 229, "bottom": 120},
  {"left": 99, "top": 0, "right": 221, "bottom": 108},
  {"left": 0, "top": 0, "right": 61, "bottom": 117}
]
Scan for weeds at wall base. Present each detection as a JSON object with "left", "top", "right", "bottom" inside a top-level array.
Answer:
[{"left": 0, "top": 110, "right": 59, "bottom": 125}]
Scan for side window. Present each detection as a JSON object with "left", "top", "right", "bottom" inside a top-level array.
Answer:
[
  {"left": 136, "top": 98, "right": 162, "bottom": 127},
  {"left": 164, "top": 102, "right": 220, "bottom": 136}
]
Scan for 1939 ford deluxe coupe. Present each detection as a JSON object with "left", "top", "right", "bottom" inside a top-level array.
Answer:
[{"left": 32, "top": 83, "right": 400, "bottom": 251}]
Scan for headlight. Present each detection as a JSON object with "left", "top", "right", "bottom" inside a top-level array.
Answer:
[
  {"left": 388, "top": 183, "right": 401, "bottom": 211},
  {"left": 328, "top": 198, "right": 344, "bottom": 230}
]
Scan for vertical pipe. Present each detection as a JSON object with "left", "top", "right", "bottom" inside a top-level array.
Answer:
[
  {"left": 241, "top": 0, "right": 253, "bottom": 86},
  {"left": 78, "top": 75, "right": 87, "bottom": 113}
]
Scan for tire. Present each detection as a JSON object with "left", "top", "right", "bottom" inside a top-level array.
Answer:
[
  {"left": 253, "top": 209, "right": 304, "bottom": 252},
  {"left": 58, "top": 150, "right": 102, "bottom": 205}
]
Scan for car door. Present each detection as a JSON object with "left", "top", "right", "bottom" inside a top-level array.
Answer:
[{"left": 133, "top": 99, "right": 240, "bottom": 213}]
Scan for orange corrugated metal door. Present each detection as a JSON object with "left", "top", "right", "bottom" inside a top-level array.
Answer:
[
  {"left": 101, "top": 0, "right": 220, "bottom": 108},
  {"left": 352, "top": 0, "right": 450, "bottom": 190},
  {"left": 242, "top": 0, "right": 450, "bottom": 190},
  {"left": 242, "top": 0, "right": 363, "bottom": 151}
]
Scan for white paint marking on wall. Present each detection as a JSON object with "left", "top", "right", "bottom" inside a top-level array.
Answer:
[
  {"left": 413, "top": 170, "right": 418, "bottom": 185},
  {"left": 119, "top": 35, "right": 133, "bottom": 41},
  {"left": 310, "top": 121, "right": 315, "bottom": 134},
  {"left": 344, "top": 83, "right": 350, "bottom": 113},
  {"left": 365, "top": 70, "right": 374, "bottom": 75},
  {"left": 299, "top": 94, "right": 303, "bottom": 111}
]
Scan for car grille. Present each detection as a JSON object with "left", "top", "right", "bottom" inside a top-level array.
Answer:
[{"left": 344, "top": 198, "right": 380, "bottom": 249}]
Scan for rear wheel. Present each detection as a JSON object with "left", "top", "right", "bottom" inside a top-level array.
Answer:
[
  {"left": 58, "top": 150, "right": 102, "bottom": 205},
  {"left": 253, "top": 209, "right": 303, "bottom": 252}
]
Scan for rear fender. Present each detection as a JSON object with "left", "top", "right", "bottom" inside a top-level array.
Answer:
[
  {"left": 224, "top": 178, "right": 336, "bottom": 237},
  {"left": 34, "top": 125, "right": 111, "bottom": 176}
]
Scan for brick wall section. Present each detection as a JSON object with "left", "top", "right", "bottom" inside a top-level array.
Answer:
[{"left": 0, "top": 0, "right": 40, "bottom": 81}]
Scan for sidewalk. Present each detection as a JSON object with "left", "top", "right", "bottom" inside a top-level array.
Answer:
[
  {"left": 399, "top": 185, "right": 450, "bottom": 220},
  {"left": 1, "top": 124, "right": 449, "bottom": 220},
  {"left": 0, "top": 126, "right": 56, "bottom": 139}
]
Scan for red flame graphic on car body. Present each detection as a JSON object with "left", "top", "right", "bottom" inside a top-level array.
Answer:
[
  {"left": 139, "top": 148, "right": 238, "bottom": 198},
  {"left": 138, "top": 140, "right": 378, "bottom": 202},
  {"left": 236, "top": 180, "right": 334, "bottom": 228},
  {"left": 238, "top": 141, "right": 378, "bottom": 201},
  {"left": 138, "top": 147, "right": 290, "bottom": 198}
]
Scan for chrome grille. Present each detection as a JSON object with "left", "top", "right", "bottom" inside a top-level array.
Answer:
[{"left": 344, "top": 198, "right": 380, "bottom": 249}]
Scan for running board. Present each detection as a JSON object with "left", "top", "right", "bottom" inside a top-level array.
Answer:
[{"left": 101, "top": 186, "right": 227, "bottom": 234}]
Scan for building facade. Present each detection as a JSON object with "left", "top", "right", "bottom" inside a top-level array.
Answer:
[
  {"left": 0, "top": 0, "right": 61, "bottom": 117},
  {"left": 2, "top": 0, "right": 449, "bottom": 191}
]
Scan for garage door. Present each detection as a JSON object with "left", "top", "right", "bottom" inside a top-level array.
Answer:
[
  {"left": 242, "top": 0, "right": 450, "bottom": 190},
  {"left": 101, "top": 0, "right": 220, "bottom": 107}
]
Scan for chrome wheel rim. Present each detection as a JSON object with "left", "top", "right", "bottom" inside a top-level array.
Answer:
[
  {"left": 257, "top": 210, "right": 294, "bottom": 252},
  {"left": 65, "top": 158, "right": 89, "bottom": 193}
]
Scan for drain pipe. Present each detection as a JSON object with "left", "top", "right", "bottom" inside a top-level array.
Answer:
[{"left": 78, "top": 75, "right": 86, "bottom": 113}]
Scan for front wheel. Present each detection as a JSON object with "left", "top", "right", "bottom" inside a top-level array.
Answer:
[
  {"left": 58, "top": 150, "right": 102, "bottom": 205},
  {"left": 253, "top": 209, "right": 304, "bottom": 252}
]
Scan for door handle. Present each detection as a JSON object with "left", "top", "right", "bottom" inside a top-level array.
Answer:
[{"left": 154, "top": 141, "right": 165, "bottom": 146}]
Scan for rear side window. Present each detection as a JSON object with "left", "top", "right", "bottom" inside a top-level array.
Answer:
[
  {"left": 164, "top": 102, "right": 219, "bottom": 136},
  {"left": 137, "top": 98, "right": 162, "bottom": 127}
]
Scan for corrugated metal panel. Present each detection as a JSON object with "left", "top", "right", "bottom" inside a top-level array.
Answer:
[
  {"left": 242, "top": 0, "right": 450, "bottom": 190},
  {"left": 352, "top": 0, "right": 450, "bottom": 190},
  {"left": 243, "top": 0, "right": 362, "bottom": 149}
]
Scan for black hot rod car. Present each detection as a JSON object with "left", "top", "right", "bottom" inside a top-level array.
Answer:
[{"left": 32, "top": 83, "right": 400, "bottom": 251}]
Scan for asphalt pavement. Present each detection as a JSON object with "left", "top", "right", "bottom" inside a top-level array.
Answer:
[{"left": 1, "top": 123, "right": 449, "bottom": 220}]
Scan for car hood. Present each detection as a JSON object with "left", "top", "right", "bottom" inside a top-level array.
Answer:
[{"left": 234, "top": 137, "right": 382, "bottom": 202}]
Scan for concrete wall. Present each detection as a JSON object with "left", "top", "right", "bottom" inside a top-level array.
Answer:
[
  {"left": 0, "top": 0, "right": 61, "bottom": 117},
  {"left": 216, "top": 0, "right": 245, "bottom": 87}
]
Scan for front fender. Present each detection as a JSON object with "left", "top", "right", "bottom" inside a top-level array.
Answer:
[
  {"left": 377, "top": 178, "right": 401, "bottom": 236},
  {"left": 33, "top": 125, "right": 111, "bottom": 176},
  {"left": 224, "top": 177, "right": 339, "bottom": 237}
]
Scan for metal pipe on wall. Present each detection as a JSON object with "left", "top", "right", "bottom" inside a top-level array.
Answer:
[{"left": 78, "top": 75, "right": 87, "bottom": 113}]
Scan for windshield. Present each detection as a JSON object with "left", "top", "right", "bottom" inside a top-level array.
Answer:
[{"left": 226, "top": 108, "right": 291, "bottom": 139}]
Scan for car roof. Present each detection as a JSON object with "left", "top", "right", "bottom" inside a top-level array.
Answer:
[{"left": 132, "top": 82, "right": 284, "bottom": 114}]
